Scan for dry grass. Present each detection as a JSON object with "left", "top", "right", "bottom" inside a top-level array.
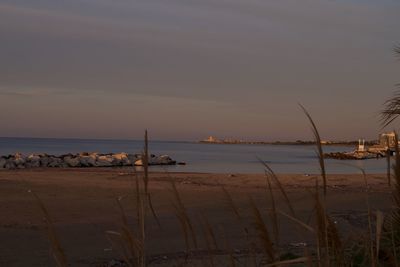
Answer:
[
  {"left": 30, "top": 106, "right": 400, "bottom": 266},
  {"left": 249, "top": 196, "right": 276, "bottom": 263},
  {"left": 299, "top": 104, "right": 327, "bottom": 196},
  {"left": 29, "top": 190, "right": 68, "bottom": 267}
]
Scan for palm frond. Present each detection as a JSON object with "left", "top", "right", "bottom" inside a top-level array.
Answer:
[
  {"left": 395, "top": 45, "right": 400, "bottom": 57},
  {"left": 381, "top": 89, "right": 400, "bottom": 128}
]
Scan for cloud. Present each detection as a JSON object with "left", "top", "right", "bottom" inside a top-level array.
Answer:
[
  {"left": 0, "top": 86, "right": 72, "bottom": 97},
  {"left": 0, "top": 0, "right": 399, "bottom": 139}
]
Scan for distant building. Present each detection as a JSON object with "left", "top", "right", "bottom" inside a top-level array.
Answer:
[
  {"left": 203, "top": 136, "right": 219, "bottom": 143},
  {"left": 357, "top": 139, "right": 366, "bottom": 152},
  {"left": 379, "top": 132, "right": 397, "bottom": 148}
]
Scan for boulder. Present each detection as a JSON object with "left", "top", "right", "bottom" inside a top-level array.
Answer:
[
  {"left": 134, "top": 159, "right": 144, "bottom": 166},
  {"left": 26, "top": 154, "right": 41, "bottom": 168},
  {"left": 40, "top": 156, "right": 51, "bottom": 167},
  {"left": 48, "top": 157, "right": 63, "bottom": 167},
  {"left": 135, "top": 154, "right": 176, "bottom": 166},
  {"left": 0, "top": 157, "right": 6, "bottom": 168},
  {"left": 156, "top": 155, "right": 176, "bottom": 165},
  {"left": 79, "top": 155, "right": 97, "bottom": 167},
  {"left": 128, "top": 154, "right": 138, "bottom": 164},
  {"left": 13, "top": 153, "right": 26, "bottom": 166},
  {"left": 64, "top": 156, "right": 80, "bottom": 167},
  {"left": 112, "top": 153, "right": 131, "bottom": 166},
  {"left": 95, "top": 155, "right": 113, "bottom": 167},
  {"left": 4, "top": 159, "right": 16, "bottom": 169}
]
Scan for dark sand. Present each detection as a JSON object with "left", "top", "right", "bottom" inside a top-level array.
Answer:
[{"left": 0, "top": 169, "right": 393, "bottom": 266}]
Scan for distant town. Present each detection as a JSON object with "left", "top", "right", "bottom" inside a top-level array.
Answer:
[{"left": 199, "top": 135, "right": 377, "bottom": 146}]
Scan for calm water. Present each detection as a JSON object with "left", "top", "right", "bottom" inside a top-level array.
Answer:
[{"left": 0, "top": 137, "right": 387, "bottom": 174}]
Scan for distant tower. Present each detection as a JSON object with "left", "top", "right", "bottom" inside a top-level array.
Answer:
[{"left": 358, "top": 139, "right": 366, "bottom": 152}]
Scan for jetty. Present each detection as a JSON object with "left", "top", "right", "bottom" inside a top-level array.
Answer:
[
  {"left": 0, "top": 152, "right": 177, "bottom": 169},
  {"left": 324, "top": 132, "right": 395, "bottom": 160}
]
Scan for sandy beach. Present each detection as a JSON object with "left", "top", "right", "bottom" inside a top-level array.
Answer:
[{"left": 0, "top": 168, "right": 393, "bottom": 266}]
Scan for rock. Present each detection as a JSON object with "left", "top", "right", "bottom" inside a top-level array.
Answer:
[
  {"left": 112, "top": 153, "right": 131, "bottom": 166},
  {"left": 154, "top": 155, "right": 176, "bottom": 165},
  {"left": 64, "top": 156, "right": 80, "bottom": 167},
  {"left": 95, "top": 155, "right": 113, "bottom": 167},
  {"left": 26, "top": 154, "right": 41, "bottom": 168},
  {"left": 48, "top": 157, "right": 63, "bottom": 167},
  {"left": 135, "top": 155, "right": 176, "bottom": 166},
  {"left": 134, "top": 159, "right": 144, "bottom": 166},
  {"left": 4, "top": 159, "right": 16, "bottom": 169},
  {"left": 0, "top": 157, "right": 6, "bottom": 168},
  {"left": 127, "top": 154, "right": 138, "bottom": 164},
  {"left": 79, "top": 155, "right": 97, "bottom": 167},
  {"left": 40, "top": 156, "right": 51, "bottom": 167},
  {"left": 13, "top": 153, "right": 26, "bottom": 166}
]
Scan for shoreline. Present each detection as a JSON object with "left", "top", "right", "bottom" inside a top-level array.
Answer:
[{"left": 0, "top": 166, "right": 389, "bottom": 175}]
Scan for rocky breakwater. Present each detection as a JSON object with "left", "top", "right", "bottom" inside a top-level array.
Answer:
[
  {"left": 0, "top": 152, "right": 176, "bottom": 169},
  {"left": 324, "top": 150, "right": 381, "bottom": 160}
]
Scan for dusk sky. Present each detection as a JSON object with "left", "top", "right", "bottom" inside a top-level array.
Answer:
[{"left": 0, "top": 0, "right": 399, "bottom": 141}]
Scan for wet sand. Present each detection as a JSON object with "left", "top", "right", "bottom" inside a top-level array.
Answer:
[{"left": 0, "top": 168, "right": 393, "bottom": 266}]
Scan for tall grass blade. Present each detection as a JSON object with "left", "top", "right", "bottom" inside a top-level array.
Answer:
[
  {"left": 249, "top": 196, "right": 276, "bottom": 262},
  {"left": 266, "top": 175, "right": 280, "bottom": 247},
  {"left": 391, "top": 132, "right": 400, "bottom": 231},
  {"left": 376, "top": 210, "right": 384, "bottom": 259},
  {"left": 265, "top": 256, "right": 310, "bottom": 266},
  {"left": 299, "top": 104, "right": 327, "bottom": 196},
  {"left": 143, "top": 129, "right": 149, "bottom": 194},
  {"left": 170, "top": 178, "right": 198, "bottom": 250},
  {"left": 276, "top": 209, "right": 315, "bottom": 233},
  {"left": 29, "top": 190, "right": 68, "bottom": 267},
  {"left": 199, "top": 213, "right": 217, "bottom": 267},
  {"left": 200, "top": 212, "right": 219, "bottom": 250},
  {"left": 257, "top": 158, "right": 296, "bottom": 217},
  {"left": 147, "top": 193, "right": 162, "bottom": 229},
  {"left": 221, "top": 185, "right": 242, "bottom": 221},
  {"left": 387, "top": 136, "right": 392, "bottom": 186}
]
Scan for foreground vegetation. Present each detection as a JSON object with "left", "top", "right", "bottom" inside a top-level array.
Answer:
[{"left": 27, "top": 46, "right": 400, "bottom": 266}]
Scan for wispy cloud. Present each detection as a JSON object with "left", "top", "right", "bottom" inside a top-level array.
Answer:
[{"left": 0, "top": 86, "right": 72, "bottom": 97}]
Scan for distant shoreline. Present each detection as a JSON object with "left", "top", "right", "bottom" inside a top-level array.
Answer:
[{"left": 198, "top": 140, "right": 374, "bottom": 146}]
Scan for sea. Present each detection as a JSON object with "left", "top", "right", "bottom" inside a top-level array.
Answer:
[{"left": 0, "top": 137, "right": 388, "bottom": 174}]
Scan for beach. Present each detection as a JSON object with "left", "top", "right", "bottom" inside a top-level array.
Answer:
[{"left": 0, "top": 168, "right": 393, "bottom": 266}]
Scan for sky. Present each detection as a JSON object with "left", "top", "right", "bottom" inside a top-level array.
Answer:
[{"left": 0, "top": 0, "right": 399, "bottom": 141}]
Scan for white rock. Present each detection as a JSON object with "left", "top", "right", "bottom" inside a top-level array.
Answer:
[
  {"left": 112, "top": 153, "right": 131, "bottom": 166},
  {"left": 27, "top": 154, "right": 40, "bottom": 161},
  {"left": 134, "top": 159, "right": 144, "bottom": 166}
]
